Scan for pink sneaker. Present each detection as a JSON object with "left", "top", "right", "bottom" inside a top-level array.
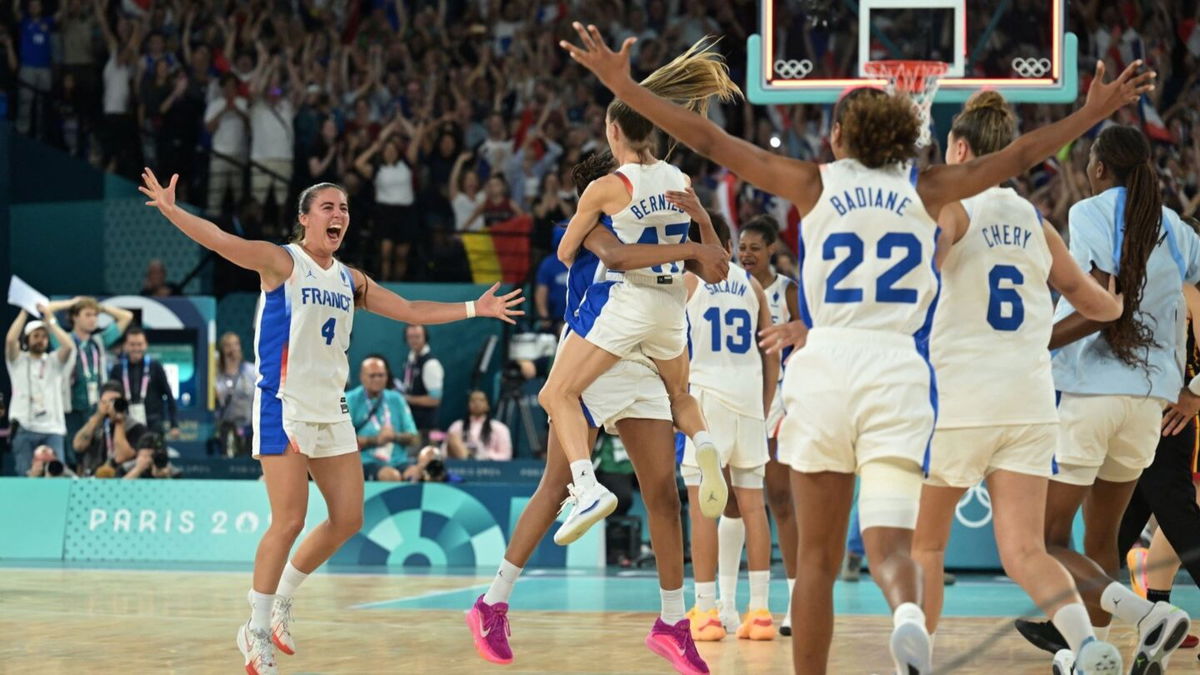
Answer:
[
  {"left": 645, "top": 617, "right": 710, "bottom": 675},
  {"left": 466, "top": 594, "right": 513, "bottom": 665}
]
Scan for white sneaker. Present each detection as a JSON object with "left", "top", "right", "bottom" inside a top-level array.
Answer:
[
  {"left": 695, "top": 441, "right": 728, "bottom": 519},
  {"left": 553, "top": 482, "right": 618, "bottom": 545},
  {"left": 237, "top": 621, "right": 279, "bottom": 675},
  {"left": 1131, "top": 602, "right": 1190, "bottom": 675},
  {"left": 717, "top": 600, "right": 740, "bottom": 635},
  {"left": 889, "top": 619, "right": 932, "bottom": 675},
  {"left": 780, "top": 603, "right": 792, "bottom": 637},
  {"left": 1071, "top": 639, "right": 1122, "bottom": 674},
  {"left": 1052, "top": 649, "right": 1075, "bottom": 675},
  {"left": 271, "top": 596, "right": 296, "bottom": 656}
]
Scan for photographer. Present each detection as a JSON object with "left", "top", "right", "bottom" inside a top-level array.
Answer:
[
  {"left": 73, "top": 381, "right": 148, "bottom": 477},
  {"left": 26, "top": 444, "right": 78, "bottom": 478},
  {"left": 5, "top": 307, "right": 76, "bottom": 475},
  {"left": 123, "top": 432, "right": 177, "bottom": 480}
]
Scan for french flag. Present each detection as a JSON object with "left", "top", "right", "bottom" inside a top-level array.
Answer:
[
  {"left": 537, "top": 2, "right": 567, "bottom": 24},
  {"left": 1138, "top": 95, "right": 1174, "bottom": 143}
]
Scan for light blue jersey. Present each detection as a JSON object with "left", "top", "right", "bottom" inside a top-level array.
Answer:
[{"left": 1052, "top": 187, "right": 1200, "bottom": 400}]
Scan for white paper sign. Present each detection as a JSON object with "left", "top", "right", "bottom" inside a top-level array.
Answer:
[{"left": 7, "top": 275, "right": 49, "bottom": 317}]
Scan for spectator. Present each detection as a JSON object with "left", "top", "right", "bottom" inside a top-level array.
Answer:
[
  {"left": 469, "top": 174, "right": 524, "bottom": 229},
  {"left": 108, "top": 326, "right": 178, "bottom": 438},
  {"left": 205, "top": 73, "right": 250, "bottom": 214},
  {"left": 96, "top": 4, "right": 142, "bottom": 178},
  {"left": 449, "top": 151, "right": 485, "bottom": 232},
  {"left": 444, "top": 390, "right": 512, "bottom": 461},
  {"left": 47, "top": 296, "right": 134, "bottom": 465},
  {"left": 347, "top": 355, "right": 419, "bottom": 481},
  {"left": 504, "top": 126, "right": 564, "bottom": 212},
  {"left": 26, "top": 444, "right": 77, "bottom": 477},
  {"left": 534, "top": 227, "right": 569, "bottom": 334},
  {"left": 356, "top": 115, "right": 420, "bottom": 280},
  {"left": 0, "top": 22, "right": 16, "bottom": 120},
  {"left": 13, "top": 0, "right": 56, "bottom": 135},
  {"left": 72, "top": 380, "right": 148, "bottom": 477},
  {"left": 248, "top": 50, "right": 300, "bottom": 210},
  {"left": 5, "top": 308, "right": 75, "bottom": 475},
  {"left": 123, "top": 431, "right": 178, "bottom": 479},
  {"left": 214, "top": 331, "right": 255, "bottom": 456},
  {"left": 402, "top": 324, "right": 443, "bottom": 434},
  {"left": 530, "top": 171, "right": 574, "bottom": 259},
  {"left": 140, "top": 258, "right": 179, "bottom": 296}
]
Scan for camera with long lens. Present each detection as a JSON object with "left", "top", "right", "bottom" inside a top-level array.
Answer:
[
  {"left": 140, "top": 433, "right": 170, "bottom": 469},
  {"left": 111, "top": 396, "right": 129, "bottom": 415}
]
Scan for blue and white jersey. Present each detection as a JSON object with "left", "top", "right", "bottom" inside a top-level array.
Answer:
[
  {"left": 609, "top": 161, "right": 692, "bottom": 278},
  {"left": 254, "top": 244, "right": 356, "bottom": 425},
  {"left": 932, "top": 187, "right": 1056, "bottom": 427},
  {"left": 1052, "top": 187, "right": 1200, "bottom": 401},
  {"left": 687, "top": 265, "right": 763, "bottom": 418},
  {"left": 763, "top": 272, "right": 794, "bottom": 327},
  {"left": 797, "top": 159, "right": 940, "bottom": 340}
]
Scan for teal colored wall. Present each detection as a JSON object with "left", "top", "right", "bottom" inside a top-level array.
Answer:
[{"left": 217, "top": 283, "right": 512, "bottom": 427}]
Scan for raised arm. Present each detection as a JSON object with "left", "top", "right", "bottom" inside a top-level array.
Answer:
[
  {"left": 751, "top": 276, "right": 781, "bottom": 419},
  {"left": 1045, "top": 221, "right": 1123, "bottom": 322},
  {"left": 350, "top": 271, "right": 524, "bottom": 326},
  {"left": 38, "top": 305, "right": 77, "bottom": 365},
  {"left": 139, "top": 169, "right": 293, "bottom": 288},
  {"left": 560, "top": 24, "right": 823, "bottom": 213},
  {"left": 6, "top": 309, "right": 27, "bottom": 363},
  {"left": 918, "top": 61, "right": 1156, "bottom": 217}
]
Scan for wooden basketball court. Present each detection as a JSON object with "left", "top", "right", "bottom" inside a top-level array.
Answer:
[{"left": 2, "top": 565, "right": 1187, "bottom": 673}]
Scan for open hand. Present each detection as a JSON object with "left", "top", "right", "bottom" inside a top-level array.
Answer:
[
  {"left": 138, "top": 167, "right": 179, "bottom": 215},
  {"left": 1163, "top": 388, "right": 1200, "bottom": 436},
  {"left": 665, "top": 187, "right": 706, "bottom": 222},
  {"left": 1084, "top": 60, "right": 1156, "bottom": 118},
  {"left": 474, "top": 283, "right": 525, "bottom": 325},
  {"left": 759, "top": 320, "right": 808, "bottom": 355},
  {"left": 558, "top": 22, "right": 635, "bottom": 92},
  {"left": 688, "top": 244, "right": 730, "bottom": 282}
]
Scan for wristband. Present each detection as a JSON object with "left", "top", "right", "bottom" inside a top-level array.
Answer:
[
  {"left": 1188, "top": 375, "right": 1200, "bottom": 397},
  {"left": 465, "top": 301, "right": 476, "bottom": 319}
]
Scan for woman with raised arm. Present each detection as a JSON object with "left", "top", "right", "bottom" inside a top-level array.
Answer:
[
  {"left": 560, "top": 22, "right": 1152, "bottom": 675},
  {"left": 139, "top": 169, "right": 522, "bottom": 675}
]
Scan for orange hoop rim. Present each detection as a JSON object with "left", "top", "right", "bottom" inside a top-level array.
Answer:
[{"left": 863, "top": 60, "right": 950, "bottom": 94}]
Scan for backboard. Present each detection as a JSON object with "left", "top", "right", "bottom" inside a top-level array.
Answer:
[{"left": 747, "top": 0, "right": 1078, "bottom": 104}]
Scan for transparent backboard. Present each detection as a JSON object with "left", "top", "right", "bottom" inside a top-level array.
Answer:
[{"left": 747, "top": 0, "right": 1077, "bottom": 104}]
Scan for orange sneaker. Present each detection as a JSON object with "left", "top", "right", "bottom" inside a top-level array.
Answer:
[
  {"left": 686, "top": 607, "right": 726, "bottom": 641},
  {"left": 736, "top": 609, "right": 777, "bottom": 641},
  {"left": 1127, "top": 547, "right": 1149, "bottom": 599}
]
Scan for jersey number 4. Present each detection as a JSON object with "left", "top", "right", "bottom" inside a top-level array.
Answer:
[
  {"left": 702, "top": 307, "right": 752, "bottom": 354},
  {"left": 321, "top": 317, "right": 337, "bottom": 345},
  {"left": 823, "top": 232, "right": 921, "bottom": 304},
  {"left": 637, "top": 223, "right": 691, "bottom": 273}
]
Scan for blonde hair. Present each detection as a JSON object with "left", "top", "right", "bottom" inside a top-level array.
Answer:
[
  {"left": 607, "top": 38, "right": 742, "bottom": 157},
  {"left": 950, "top": 90, "right": 1017, "bottom": 156}
]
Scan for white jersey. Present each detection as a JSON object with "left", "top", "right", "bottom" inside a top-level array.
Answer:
[
  {"left": 931, "top": 187, "right": 1056, "bottom": 427},
  {"left": 254, "top": 244, "right": 356, "bottom": 424},
  {"left": 763, "top": 272, "right": 794, "bottom": 327},
  {"left": 687, "top": 266, "right": 764, "bottom": 419},
  {"left": 608, "top": 160, "right": 691, "bottom": 278},
  {"left": 799, "top": 160, "right": 939, "bottom": 337}
]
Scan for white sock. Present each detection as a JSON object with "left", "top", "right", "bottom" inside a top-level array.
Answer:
[
  {"left": 717, "top": 516, "right": 745, "bottom": 607},
  {"left": 1100, "top": 582, "right": 1155, "bottom": 626},
  {"left": 249, "top": 590, "right": 274, "bottom": 632},
  {"left": 1052, "top": 603, "right": 1096, "bottom": 654},
  {"left": 691, "top": 430, "right": 714, "bottom": 449},
  {"left": 782, "top": 578, "right": 795, "bottom": 626},
  {"left": 570, "top": 459, "right": 597, "bottom": 490},
  {"left": 1092, "top": 624, "right": 1110, "bottom": 641},
  {"left": 483, "top": 559, "right": 523, "bottom": 605},
  {"left": 695, "top": 580, "right": 717, "bottom": 612},
  {"left": 749, "top": 569, "right": 770, "bottom": 611},
  {"left": 661, "top": 586, "right": 686, "bottom": 624},
  {"left": 893, "top": 601, "right": 925, "bottom": 629},
  {"left": 275, "top": 561, "right": 309, "bottom": 600}
]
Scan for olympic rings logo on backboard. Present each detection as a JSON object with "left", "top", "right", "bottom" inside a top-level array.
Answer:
[
  {"left": 1011, "top": 57, "right": 1053, "bottom": 78},
  {"left": 774, "top": 59, "right": 814, "bottom": 79},
  {"left": 954, "top": 483, "right": 993, "bottom": 529}
]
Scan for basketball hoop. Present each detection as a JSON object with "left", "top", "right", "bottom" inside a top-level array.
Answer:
[{"left": 863, "top": 60, "right": 949, "bottom": 148}]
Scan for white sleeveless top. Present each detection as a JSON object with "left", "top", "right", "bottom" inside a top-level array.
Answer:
[
  {"left": 931, "top": 187, "right": 1056, "bottom": 427},
  {"left": 254, "top": 244, "right": 356, "bottom": 423},
  {"left": 799, "top": 159, "right": 940, "bottom": 338},
  {"left": 375, "top": 161, "right": 414, "bottom": 206},
  {"left": 687, "top": 266, "right": 764, "bottom": 418},
  {"left": 608, "top": 161, "right": 691, "bottom": 278}
]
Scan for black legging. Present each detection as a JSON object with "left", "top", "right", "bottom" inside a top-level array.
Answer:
[{"left": 1117, "top": 417, "right": 1200, "bottom": 589}]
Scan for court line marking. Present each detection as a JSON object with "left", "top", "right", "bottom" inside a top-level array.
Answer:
[{"left": 351, "top": 581, "right": 495, "bottom": 609}]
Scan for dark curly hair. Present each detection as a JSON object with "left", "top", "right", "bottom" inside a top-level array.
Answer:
[
  {"left": 1093, "top": 125, "right": 1161, "bottom": 371},
  {"left": 834, "top": 88, "right": 919, "bottom": 169},
  {"left": 570, "top": 152, "right": 618, "bottom": 198}
]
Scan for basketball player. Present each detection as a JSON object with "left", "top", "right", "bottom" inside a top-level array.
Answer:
[
  {"left": 538, "top": 40, "right": 741, "bottom": 547},
  {"left": 138, "top": 170, "right": 523, "bottom": 675},
  {"left": 716, "top": 215, "right": 801, "bottom": 636},
  {"left": 561, "top": 23, "right": 1154, "bottom": 674},
  {"left": 468, "top": 152, "right": 729, "bottom": 675},
  {"left": 910, "top": 91, "right": 1126, "bottom": 673},
  {"left": 1013, "top": 126, "right": 1195, "bottom": 675},
  {"left": 679, "top": 208, "right": 780, "bottom": 643}
]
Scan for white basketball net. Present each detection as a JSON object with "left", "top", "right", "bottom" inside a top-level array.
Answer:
[{"left": 863, "top": 60, "right": 949, "bottom": 148}]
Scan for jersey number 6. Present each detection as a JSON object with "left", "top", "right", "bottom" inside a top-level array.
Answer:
[{"left": 823, "top": 232, "right": 921, "bottom": 304}]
